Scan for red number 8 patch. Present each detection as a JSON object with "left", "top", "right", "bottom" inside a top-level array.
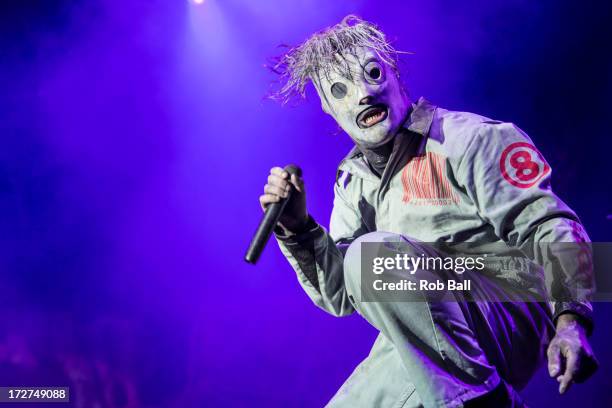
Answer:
[{"left": 499, "top": 142, "right": 550, "bottom": 188}]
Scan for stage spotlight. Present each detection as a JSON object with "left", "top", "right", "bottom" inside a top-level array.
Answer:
[{"left": 193, "top": 0, "right": 204, "bottom": 4}]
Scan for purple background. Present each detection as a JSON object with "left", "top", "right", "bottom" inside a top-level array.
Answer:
[{"left": 1, "top": 0, "right": 611, "bottom": 406}]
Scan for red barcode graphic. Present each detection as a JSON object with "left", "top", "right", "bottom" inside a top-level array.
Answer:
[{"left": 401, "top": 152, "right": 459, "bottom": 206}]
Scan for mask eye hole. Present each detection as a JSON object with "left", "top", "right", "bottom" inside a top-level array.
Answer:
[
  {"left": 330, "top": 82, "right": 347, "bottom": 99},
  {"left": 364, "top": 60, "right": 385, "bottom": 84}
]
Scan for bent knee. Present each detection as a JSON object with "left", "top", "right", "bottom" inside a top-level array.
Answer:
[{"left": 343, "top": 232, "right": 422, "bottom": 288}]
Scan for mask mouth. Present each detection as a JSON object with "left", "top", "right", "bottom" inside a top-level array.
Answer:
[{"left": 356, "top": 104, "right": 388, "bottom": 129}]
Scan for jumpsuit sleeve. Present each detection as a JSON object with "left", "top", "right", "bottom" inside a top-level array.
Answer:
[
  {"left": 274, "top": 174, "right": 364, "bottom": 317},
  {"left": 456, "top": 122, "right": 594, "bottom": 333}
]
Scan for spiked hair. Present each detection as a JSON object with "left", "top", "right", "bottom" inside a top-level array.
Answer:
[{"left": 270, "top": 15, "right": 402, "bottom": 104}]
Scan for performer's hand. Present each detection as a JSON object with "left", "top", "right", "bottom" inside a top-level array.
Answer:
[
  {"left": 259, "top": 166, "right": 308, "bottom": 233},
  {"left": 547, "top": 314, "right": 598, "bottom": 394}
]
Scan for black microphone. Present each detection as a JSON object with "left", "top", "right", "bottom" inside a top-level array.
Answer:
[{"left": 245, "top": 164, "right": 302, "bottom": 264}]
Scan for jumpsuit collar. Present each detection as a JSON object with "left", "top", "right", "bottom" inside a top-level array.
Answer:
[{"left": 404, "top": 97, "right": 437, "bottom": 141}]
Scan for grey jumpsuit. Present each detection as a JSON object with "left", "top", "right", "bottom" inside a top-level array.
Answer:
[{"left": 275, "top": 98, "right": 593, "bottom": 408}]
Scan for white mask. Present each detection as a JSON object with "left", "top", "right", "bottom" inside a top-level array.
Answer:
[{"left": 312, "top": 47, "right": 409, "bottom": 148}]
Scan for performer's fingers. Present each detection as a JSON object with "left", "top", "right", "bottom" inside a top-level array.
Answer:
[
  {"left": 264, "top": 184, "right": 288, "bottom": 198},
  {"left": 268, "top": 174, "right": 290, "bottom": 190},
  {"left": 547, "top": 343, "right": 561, "bottom": 377},
  {"left": 271, "top": 167, "right": 289, "bottom": 179},
  {"left": 259, "top": 193, "right": 280, "bottom": 209},
  {"left": 270, "top": 166, "right": 285, "bottom": 176},
  {"left": 558, "top": 349, "right": 579, "bottom": 394}
]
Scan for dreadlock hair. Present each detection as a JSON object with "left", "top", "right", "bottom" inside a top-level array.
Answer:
[{"left": 269, "top": 15, "right": 403, "bottom": 104}]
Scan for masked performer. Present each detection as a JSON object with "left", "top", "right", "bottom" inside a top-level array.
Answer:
[{"left": 260, "top": 16, "right": 597, "bottom": 407}]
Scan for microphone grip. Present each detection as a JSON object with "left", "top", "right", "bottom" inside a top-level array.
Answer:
[{"left": 244, "top": 165, "right": 301, "bottom": 264}]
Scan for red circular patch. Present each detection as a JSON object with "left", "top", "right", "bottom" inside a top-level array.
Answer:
[{"left": 499, "top": 142, "right": 550, "bottom": 188}]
